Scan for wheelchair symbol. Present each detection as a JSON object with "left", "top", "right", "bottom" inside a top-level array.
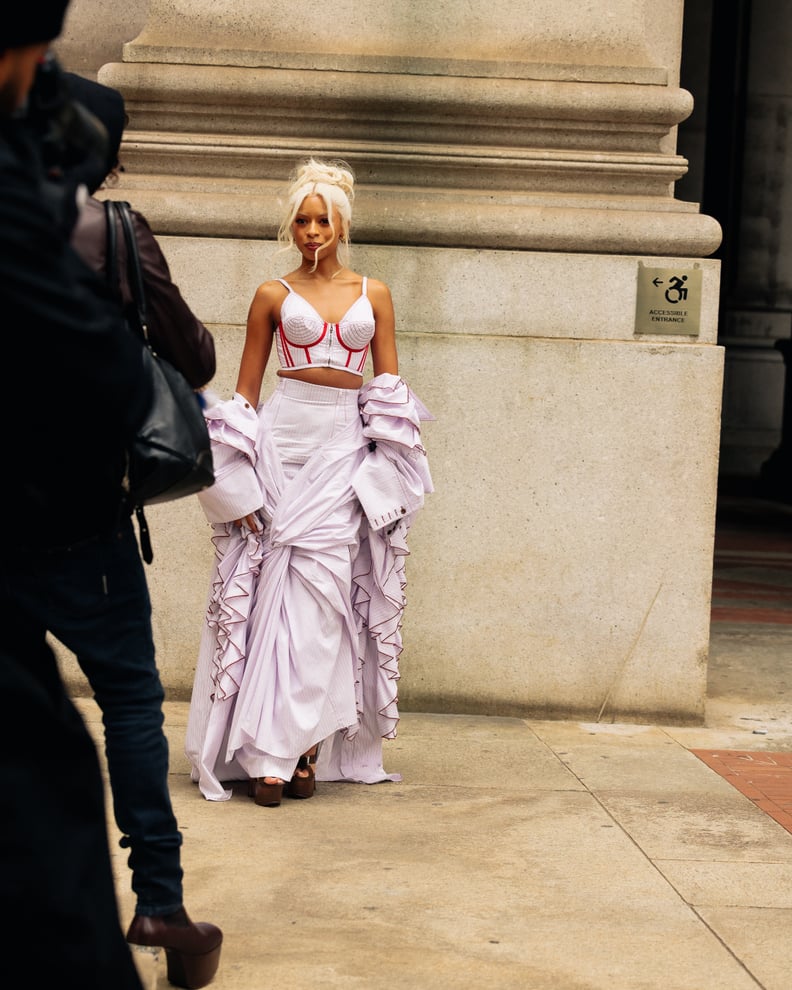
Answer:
[{"left": 664, "top": 275, "right": 688, "bottom": 304}]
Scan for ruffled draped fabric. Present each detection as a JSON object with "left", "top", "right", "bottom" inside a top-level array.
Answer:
[
  {"left": 197, "top": 394, "right": 261, "bottom": 525},
  {"left": 187, "top": 527, "right": 262, "bottom": 800},
  {"left": 185, "top": 374, "right": 433, "bottom": 800},
  {"left": 206, "top": 526, "right": 263, "bottom": 702}
]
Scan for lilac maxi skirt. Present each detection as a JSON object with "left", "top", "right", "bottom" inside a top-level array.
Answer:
[{"left": 186, "top": 378, "right": 402, "bottom": 800}]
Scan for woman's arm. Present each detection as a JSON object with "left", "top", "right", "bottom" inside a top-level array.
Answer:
[
  {"left": 235, "top": 281, "right": 281, "bottom": 405},
  {"left": 131, "top": 210, "right": 216, "bottom": 388},
  {"left": 227, "top": 281, "right": 283, "bottom": 531},
  {"left": 368, "top": 279, "right": 399, "bottom": 376}
]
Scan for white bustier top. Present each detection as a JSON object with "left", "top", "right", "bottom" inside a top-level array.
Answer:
[{"left": 275, "top": 277, "right": 374, "bottom": 377}]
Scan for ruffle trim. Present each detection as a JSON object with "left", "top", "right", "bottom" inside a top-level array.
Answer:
[
  {"left": 349, "top": 517, "right": 412, "bottom": 743},
  {"left": 359, "top": 374, "right": 434, "bottom": 453},
  {"left": 205, "top": 524, "right": 263, "bottom": 701}
]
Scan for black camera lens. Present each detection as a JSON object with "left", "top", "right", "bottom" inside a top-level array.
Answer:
[{"left": 19, "top": 53, "right": 110, "bottom": 234}]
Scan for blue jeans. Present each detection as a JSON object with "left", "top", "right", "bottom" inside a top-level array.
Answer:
[{"left": 1, "top": 515, "right": 183, "bottom": 916}]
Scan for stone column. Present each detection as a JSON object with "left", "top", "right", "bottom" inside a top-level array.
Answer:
[
  {"left": 54, "top": 0, "right": 148, "bottom": 78},
  {"left": 101, "top": 0, "right": 719, "bottom": 255},
  {"left": 65, "top": 0, "right": 723, "bottom": 722}
]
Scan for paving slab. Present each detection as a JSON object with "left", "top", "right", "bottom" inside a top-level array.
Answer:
[
  {"left": 666, "top": 712, "right": 792, "bottom": 751},
  {"left": 590, "top": 791, "right": 792, "bottom": 862},
  {"left": 655, "top": 861, "right": 792, "bottom": 910},
  {"left": 528, "top": 721, "right": 730, "bottom": 793},
  {"left": 696, "top": 908, "right": 792, "bottom": 990}
]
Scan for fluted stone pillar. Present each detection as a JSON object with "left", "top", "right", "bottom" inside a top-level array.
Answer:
[{"left": 58, "top": 1, "right": 724, "bottom": 723}]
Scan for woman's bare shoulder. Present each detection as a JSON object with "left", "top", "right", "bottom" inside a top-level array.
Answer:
[
  {"left": 248, "top": 279, "right": 289, "bottom": 314},
  {"left": 365, "top": 276, "right": 392, "bottom": 302},
  {"left": 254, "top": 278, "right": 289, "bottom": 299}
]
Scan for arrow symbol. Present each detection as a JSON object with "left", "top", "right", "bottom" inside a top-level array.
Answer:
[{"left": 652, "top": 277, "right": 664, "bottom": 287}]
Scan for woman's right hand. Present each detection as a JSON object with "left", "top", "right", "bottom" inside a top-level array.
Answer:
[{"left": 233, "top": 513, "right": 260, "bottom": 532}]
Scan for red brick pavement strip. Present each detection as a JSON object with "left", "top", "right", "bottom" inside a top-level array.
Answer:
[
  {"left": 691, "top": 750, "right": 792, "bottom": 834},
  {"left": 710, "top": 607, "right": 792, "bottom": 624},
  {"left": 711, "top": 545, "right": 792, "bottom": 621},
  {"left": 713, "top": 581, "right": 792, "bottom": 601}
]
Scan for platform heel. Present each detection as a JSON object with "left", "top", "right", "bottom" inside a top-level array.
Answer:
[
  {"left": 286, "top": 746, "right": 320, "bottom": 799},
  {"left": 126, "top": 909, "right": 222, "bottom": 989}
]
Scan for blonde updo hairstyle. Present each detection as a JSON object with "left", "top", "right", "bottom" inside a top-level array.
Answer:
[{"left": 277, "top": 158, "right": 355, "bottom": 271}]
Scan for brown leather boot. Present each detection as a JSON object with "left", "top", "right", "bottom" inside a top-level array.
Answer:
[{"left": 126, "top": 907, "right": 222, "bottom": 989}]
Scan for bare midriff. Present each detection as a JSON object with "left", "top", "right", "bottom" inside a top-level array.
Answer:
[{"left": 277, "top": 367, "right": 362, "bottom": 390}]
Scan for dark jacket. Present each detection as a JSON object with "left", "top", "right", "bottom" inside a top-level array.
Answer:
[
  {"left": 71, "top": 196, "right": 216, "bottom": 389},
  {"left": 0, "top": 119, "right": 152, "bottom": 552}
]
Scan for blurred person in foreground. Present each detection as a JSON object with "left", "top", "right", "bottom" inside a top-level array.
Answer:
[
  {"left": 0, "top": 4, "right": 146, "bottom": 988},
  {"left": 0, "top": 6, "right": 221, "bottom": 989},
  {"left": 63, "top": 71, "right": 222, "bottom": 989}
]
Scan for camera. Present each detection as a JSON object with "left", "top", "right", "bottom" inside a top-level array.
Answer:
[{"left": 21, "top": 51, "right": 109, "bottom": 234}]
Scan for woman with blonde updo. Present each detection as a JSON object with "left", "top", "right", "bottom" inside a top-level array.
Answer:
[{"left": 185, "top": 159, "right": 433, "bottom": 806}]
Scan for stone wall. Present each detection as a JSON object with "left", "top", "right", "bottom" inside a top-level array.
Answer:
[{"left": 55, "top": 0, "right": 723, "bottom": 722}]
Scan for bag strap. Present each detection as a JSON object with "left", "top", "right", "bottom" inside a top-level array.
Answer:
[
  {"left": 134, "top": 504, "right": 153, "bottom": 566},
  {"left": 103, "top": 199, "right": 155, "bottom": 562},
  {"left": 103, "top": 199, "right": 120, "bottom": 295},
  {"left": 114, "top": 200, "right": 150, "bottom": 344}
]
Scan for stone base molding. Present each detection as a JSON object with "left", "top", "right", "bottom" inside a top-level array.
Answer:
[{"left": 98, "top": 58, "right": 720, "bottom": 256}]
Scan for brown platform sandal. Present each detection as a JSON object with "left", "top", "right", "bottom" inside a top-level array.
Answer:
[
  {"left": 247, "top": 776, "right": 285, "bottom": 807},
  {"left": 285, "top": 749, "right": 318, "bottom": 800}
]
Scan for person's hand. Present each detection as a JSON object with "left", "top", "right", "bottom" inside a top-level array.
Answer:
[{"left": 233, "top": 513, "right": 260, "bottom": 532}]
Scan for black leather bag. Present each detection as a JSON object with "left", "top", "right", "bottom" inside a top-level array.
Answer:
[{"left": 105, "top": 200, "right": 214, "bottom": 559}]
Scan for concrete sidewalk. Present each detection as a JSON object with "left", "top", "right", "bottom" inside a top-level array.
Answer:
[
  {"left": 77, "top": 691, "right": 792, "bottom": 990},
  {"left": 74, "top": 495, "right": 792, "bottom": 989}
]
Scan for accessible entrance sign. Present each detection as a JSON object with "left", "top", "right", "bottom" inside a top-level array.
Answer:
[{"left": 634, "top": 263, "right": 702, "bottom": 336}]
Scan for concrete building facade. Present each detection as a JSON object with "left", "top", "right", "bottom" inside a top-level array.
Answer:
[{"left": 54, "top": 0, "right": 727, "bottom": 723}]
